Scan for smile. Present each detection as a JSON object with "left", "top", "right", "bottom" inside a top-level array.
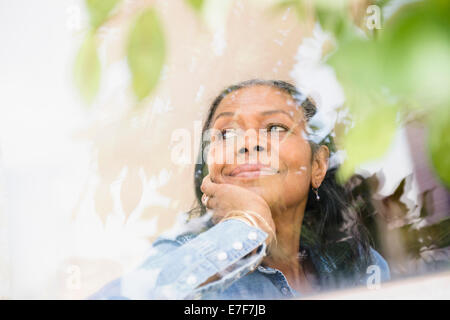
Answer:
[{"left": 229, "top": 164, "right": 278, "bottom": 178}]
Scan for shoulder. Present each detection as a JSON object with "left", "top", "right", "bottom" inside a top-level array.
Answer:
[
  {"left": 368, "top": 247, "right": 391, "bottom": 282},
  {"left": 308, "top": 242, "right": 391, "bottom": 289}
]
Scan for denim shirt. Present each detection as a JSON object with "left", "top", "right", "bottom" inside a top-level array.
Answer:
[{"left": 91, "top": 219, "right": 390, "bottom": 300}]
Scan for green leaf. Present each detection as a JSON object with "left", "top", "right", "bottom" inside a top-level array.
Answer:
[
  {"left": 380, "top": 0, "right": 450, "bottom": 108},
  {"left": 428, "top": 106, "right": 450, "bottom": 188},
  {"left": 186, "top": 0, "right": 204, "bottom": 13},
  {"left": 315, "top": 6, "right": 347, "bottom": 38},
  {"left": 127, "top": 8, "right": 166, "bottom": 101},
  {"left": 328, "top": 38, "right": 384, "bottom": 98},
  {"left": 338, "top": 104, "right": 398, "bottom": 182},
  {"left": 74, "top": 32, "right": 101, "bottom": 104},
  {"left": 375, "top": 0, "right": 393, "bottom": 8},
  {"left": 85, "top": 0, "right": 121, "bottom": 29},
  {"left": 327, "top": 34, "right": 399, "bottom": 182}
]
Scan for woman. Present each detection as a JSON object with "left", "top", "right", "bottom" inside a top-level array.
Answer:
[{"left": 92, "top": 79, "right": 390, "bottom": 300}]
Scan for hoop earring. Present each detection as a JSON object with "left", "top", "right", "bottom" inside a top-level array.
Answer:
[{"left": 312, "top": 187, "right": 320, "bottom": 201}]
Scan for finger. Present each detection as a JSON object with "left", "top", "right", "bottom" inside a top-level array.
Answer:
[
  {"left": 200, "top": 174, "right": 218, "bottom": 195},
  {"left": 205, "top": 195, "right": 216, "bottom": 209},
  {"left": 201, "top": 193, "right": 209, "bottom": 207},
  {"left": 200, "top": 175, "right": 209, "bottom": 194}
]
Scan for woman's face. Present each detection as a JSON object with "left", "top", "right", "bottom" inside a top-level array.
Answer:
[{"left": 206, "top": 85, "right": 326, "bottom": 210}]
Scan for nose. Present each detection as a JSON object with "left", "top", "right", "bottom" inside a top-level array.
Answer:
[
  {"left": 237, "top": 131, "right": 266, "bottom": 154},
  {"left": 238, "top": 145, "right": 265, "bottom": 154},
  {"left": 233, "top": 130, "right": 274, "bottom": 166}
]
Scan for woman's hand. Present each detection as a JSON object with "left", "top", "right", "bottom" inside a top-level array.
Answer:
[{"left": 200, "top": 174, "right": 276, "bottom": 245}]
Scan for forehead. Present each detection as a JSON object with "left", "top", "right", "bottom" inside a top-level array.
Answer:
[{"left": 213, "top": 85, "right": 304, "bottom": 120}]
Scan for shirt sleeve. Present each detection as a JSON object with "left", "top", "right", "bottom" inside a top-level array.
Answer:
[
  {"left": 90, "top": 219, "right": 268, "bottom": 300},
  {"left": 369, "top": 248, "right": 391, "bottom": 282},
  {"left": 356, "top": 247, "right": 391, "bottom": 288}
]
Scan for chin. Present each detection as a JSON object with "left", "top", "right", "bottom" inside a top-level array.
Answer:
[{"left": 227, "top": 176, "right": 280, "bottom": 201}]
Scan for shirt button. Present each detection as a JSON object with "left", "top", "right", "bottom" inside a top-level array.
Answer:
[
  {"left": 232, "top": 241, "right": 243, "bottom": 250},
  {"left": 186, "top": 275, "right": 197, "bottom": 285},
  {"left": 217, "top": 251, "right": 228, "bottom": 261},
  {"left": 281, "top": 287, "right": 290, "bottom": 295},
  {"left": 248, "top": 231, "right": 257, "bottom": 240}
]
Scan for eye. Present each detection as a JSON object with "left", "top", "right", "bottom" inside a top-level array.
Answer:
[
  {"left": 221, "top": 128, "right": 238, "bottom": 139},
  {"left": 267, "top": 124, "right": 288, "bottom": 133}
]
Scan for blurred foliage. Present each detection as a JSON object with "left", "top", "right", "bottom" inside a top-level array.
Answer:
[
  {"left": 74, "top": 1, "right": 167, "bottom": 103},
  {"left": 127, "top": 8, "right": 166, "bottom": 101},
  {"left": 74, "top": 32, "right": 101, "bottom": 104},
  {"left": 71, "top": 0, "right": 449, "bottom": 255},
  {"left": 74, "top": 0, "right": 122, "bottom": 104},
  {"left": 186, "top": 0, "right": 205, "bottom": 13},
  {"left": 428, "top": 106, "right": 450, "bottom": 188},
  {"left": 327, "top": 35, "right": 401, "bottom": 181},
  {"left": 349, "top": 173, "right": 450, "bottom": 275},
  {"left": 74, "top": 1, "right": 449, "bottom": 183},
  {"left": 85, "top": 0, "right": 121, "bottom": 29},
  {"left": 314, "top": 0, "right": 354, "bottom": 38},
  {"left": 275, "top": 0, "right": 450, "bottom": 275},
  {"left": 339, "top": 103, "right": 398, "bottom": 180},
  {"left": 400, "top": 219, "right": 450, "bottom": 257},
  {"left": 289, "top": 0, "right": 450, "bottom": 186},
  {"left": 381, "top": 0, "right": 450, "bottom": 106},
  {"left": 273, "top": 0, "right": 449, "bottom": 185}
]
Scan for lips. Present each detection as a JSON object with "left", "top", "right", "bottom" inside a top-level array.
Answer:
[{"left": 229, "top": 164, "right": 278, "bottom": 178}]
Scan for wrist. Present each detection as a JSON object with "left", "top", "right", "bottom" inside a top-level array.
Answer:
[{"left": 221, "top": 209, "right": 276, "bottom": 246}]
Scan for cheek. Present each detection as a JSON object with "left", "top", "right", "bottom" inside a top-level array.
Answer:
[
  {"left": 281, "top": 170, "right": 312, "bottom": 206},
  {"left": 206, "top": 143, "right": 225, "bottom": 182},
  {"left": 279, "top": 137, "right": 311, "bottom": 173},
  {"left": 277, "top": 139, "right": 313, "bottom": 204}
]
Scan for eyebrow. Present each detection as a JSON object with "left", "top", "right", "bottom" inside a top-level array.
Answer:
[{"left": 213, "top": 109, "right": 295, "bottom": 123}]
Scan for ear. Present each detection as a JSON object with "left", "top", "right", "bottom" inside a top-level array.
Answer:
[{"left": 311, "top": 145, "right": 329, "bottom": 188}]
